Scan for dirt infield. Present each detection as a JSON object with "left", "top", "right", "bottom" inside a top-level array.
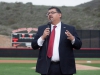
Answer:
[
  {"left": 0, "top": 60, "right": 100, "bottom": 64},
  {"left": 76, "top": 64, "right": 100, "bottom": 70},
  {"left": 0, "top": 60, "right": 100, "bottom": 70}
]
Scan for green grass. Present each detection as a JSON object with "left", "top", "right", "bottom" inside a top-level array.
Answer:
[
  {"left": 0, "top": 63, "right": 39, "bottom": 75},
  {"left": 75, "top": 70, "right": 100, "bottom": 75}
]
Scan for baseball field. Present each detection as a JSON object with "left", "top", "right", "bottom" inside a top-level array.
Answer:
[{"left": 0, "top": 57, "right": 100, "bottom": 75}]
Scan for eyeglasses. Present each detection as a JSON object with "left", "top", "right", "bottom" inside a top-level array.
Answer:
[{"left": 46, "top": 12, "right": 58, "bottom": 16}]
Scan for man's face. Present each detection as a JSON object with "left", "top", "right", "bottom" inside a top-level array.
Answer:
[{"left": 47, "top": 9, "right": 61, "bottom": 22}]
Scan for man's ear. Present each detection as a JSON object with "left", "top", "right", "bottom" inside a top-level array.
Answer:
[{"left": 59, "top": 13, "right": 62, "bottom": 18}]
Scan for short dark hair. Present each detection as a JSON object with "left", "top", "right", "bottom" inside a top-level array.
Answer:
[{"left": 48, "top": 6, "right": 62, "bottom": 14}]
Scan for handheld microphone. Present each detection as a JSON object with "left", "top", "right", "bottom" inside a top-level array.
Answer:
[{"left": 46, "top": 22, "right": 50, "bottom": 37}]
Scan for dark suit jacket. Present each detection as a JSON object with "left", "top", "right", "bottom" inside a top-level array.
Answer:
[{"left": 31, "top": 22, "right": 82, "bottom": 74}]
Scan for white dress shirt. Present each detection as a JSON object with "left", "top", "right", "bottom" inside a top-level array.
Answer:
[{"left": 37, "top": 22, "right": 75, "bottom": 62}]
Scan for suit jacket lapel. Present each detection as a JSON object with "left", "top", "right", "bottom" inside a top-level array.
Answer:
[{"left": 59, "top": 23, "right": 67, "bottom": 46}]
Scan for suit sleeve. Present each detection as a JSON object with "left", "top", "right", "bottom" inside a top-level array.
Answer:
[
  {"left": 31, "top": 27, "right": 41, "bottom": 50},
  {"left": 72, "top": 27, "right": 82, "bottom": 50}
]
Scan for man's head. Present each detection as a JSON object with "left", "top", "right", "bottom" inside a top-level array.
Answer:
[
  {"left": 48, "top": 7, "right": 62, "bottom": 14},
  {"left": 46, "top": 7, "right": 62, "bottom": 24}
]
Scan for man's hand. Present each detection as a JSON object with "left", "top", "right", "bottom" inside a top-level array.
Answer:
[
  {"left": 41, "top": 28, "right": 50, "bottom": 40},
  {"left": 65, "top": 30, "right": 75, "bottom": 41}
]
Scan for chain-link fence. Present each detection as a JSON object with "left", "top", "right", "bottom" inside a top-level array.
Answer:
[{"left": 77, "top": 30, "right": 100, "bottom": 48}]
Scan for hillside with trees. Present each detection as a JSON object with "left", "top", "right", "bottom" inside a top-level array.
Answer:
[{"left": 0, "top": 0, "right": 100, "bottom": 36}]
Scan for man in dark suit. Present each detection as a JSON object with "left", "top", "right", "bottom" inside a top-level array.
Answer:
[{"left": 31, "top": 7, "right": 82, "bottom": 75}]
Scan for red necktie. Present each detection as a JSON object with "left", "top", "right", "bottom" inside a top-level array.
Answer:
[{"left": 47, "top": 26, "right": 57, "bottom": 58}]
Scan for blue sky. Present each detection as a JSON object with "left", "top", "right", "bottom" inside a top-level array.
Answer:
[{"left": 0, "top": 0, "right": 92, "bottom": 6}]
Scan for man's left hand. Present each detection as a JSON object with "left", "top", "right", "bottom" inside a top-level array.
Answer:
[{"left": 65, "top": 30, "right": 75, "bottom": 41}]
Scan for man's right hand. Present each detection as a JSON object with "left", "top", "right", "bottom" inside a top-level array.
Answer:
[{"left": 41, "top": 28, "right": 50, "bottom": 40}]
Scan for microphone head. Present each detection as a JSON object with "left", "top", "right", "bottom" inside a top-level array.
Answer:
[
  {"left": 48, "top": 18, "right": 53, "bottom": 23},
  {"left": 48, "top": 21, "right": 51, "bottom": 25},
  {"left": 48, "top": 20, "right": 51, "bottom": 23}
]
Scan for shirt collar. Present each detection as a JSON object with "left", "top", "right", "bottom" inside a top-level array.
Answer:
[{"left": 51, "top": 22, "right": 61, "bottom": 28}]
